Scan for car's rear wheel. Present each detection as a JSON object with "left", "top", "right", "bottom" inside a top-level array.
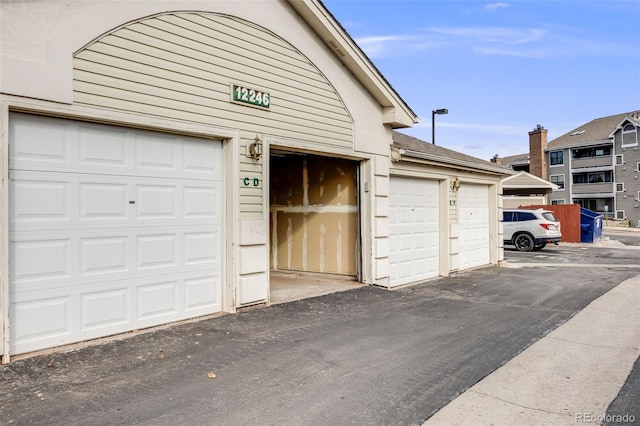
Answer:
[
  {"left": 514, "top": 233, "right": 535, "bottom": 252},
  {"left": 533, "top": 242, "right": 547, "bottom": 251}
]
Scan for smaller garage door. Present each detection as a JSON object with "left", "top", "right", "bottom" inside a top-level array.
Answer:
[
  {"left": 459, "top": 184, "right": 490, "bottom": 270},
  {"left": 389, "top": 176, "right": 439, "bottom": 287}
]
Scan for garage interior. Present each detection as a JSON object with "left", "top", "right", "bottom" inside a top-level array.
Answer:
[{"left": 269, "top": 152, "right": 362, "bottom": 303}]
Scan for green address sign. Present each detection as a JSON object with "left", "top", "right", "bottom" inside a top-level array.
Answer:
[{"left": 231, "top": 84, "right": 270, "bottom": 109}]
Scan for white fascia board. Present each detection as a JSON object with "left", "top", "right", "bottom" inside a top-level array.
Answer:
[
  {"left": 286, "top": 0, "right": 418, "bottom": 128},
  {"left": 502, "top": 171, "right": 556, "bottom": 188},
  {"left": 609, "top": 117, "right": 638, "bottom": 138}
]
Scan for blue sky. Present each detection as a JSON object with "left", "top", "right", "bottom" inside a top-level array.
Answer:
[{"left": 323, "top": 0, "right": 640, "bottom": 162}]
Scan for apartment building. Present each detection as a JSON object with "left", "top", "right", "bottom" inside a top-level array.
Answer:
[{"left": 500, "top": 111, "right": 640, "bottom": 226}]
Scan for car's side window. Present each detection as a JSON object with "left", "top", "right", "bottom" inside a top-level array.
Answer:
[
  {"left": 515, "top": 212, "right": 536, "bottom": 221},
  {"left": 503, "top": 212, "right": 513, "bottom": 222}
]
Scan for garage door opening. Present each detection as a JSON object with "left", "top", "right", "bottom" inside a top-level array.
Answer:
[{"left": 269, "top": 152, "right": 361, "bottom": 303}]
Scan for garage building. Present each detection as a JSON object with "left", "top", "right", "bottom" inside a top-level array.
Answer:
[{"left": 0, "top": 0, "right": 509, "bottom": 362}]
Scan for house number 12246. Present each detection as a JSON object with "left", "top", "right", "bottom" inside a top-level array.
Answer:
[{"left": 232, "top": 85, "right": 270, "bottom": 109}]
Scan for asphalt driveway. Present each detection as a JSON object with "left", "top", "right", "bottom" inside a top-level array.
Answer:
[{"left": 2, "top": 242, "right": 640, "bottom": 425}]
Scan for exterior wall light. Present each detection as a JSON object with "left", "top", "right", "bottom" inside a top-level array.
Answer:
[
  {"left": 248, "top": 135, "right": 263, "bottom": 160},
  {"left": 451, "top": 177, "right": 461, "bottom": 191}
]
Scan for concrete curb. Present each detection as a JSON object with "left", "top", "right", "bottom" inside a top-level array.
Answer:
[{"left": 424, "top": 274, "right": 640, "bottom": 425}]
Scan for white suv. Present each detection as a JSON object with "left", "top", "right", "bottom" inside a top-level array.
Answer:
[{"left": 503, "top": 208, "right": 562, "bottom": 252}]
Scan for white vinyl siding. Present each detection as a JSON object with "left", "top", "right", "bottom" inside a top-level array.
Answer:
[{"left": 73, "top": 12, "right": 354, "bottom": 218}]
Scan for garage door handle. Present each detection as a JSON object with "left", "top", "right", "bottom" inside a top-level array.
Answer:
[{"left": 129, "top": 201, "right": 135, "bottom": 204}]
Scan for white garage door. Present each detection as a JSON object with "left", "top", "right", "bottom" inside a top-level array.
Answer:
[
  {"left": 459, "top": 184, "right": 490, "bottom": 270},
  {"left": 389, "top": 176, "right": 439, "bottom": 287},
  {"left": 8, "top": 113, "right": 223, "bottom": 355}
]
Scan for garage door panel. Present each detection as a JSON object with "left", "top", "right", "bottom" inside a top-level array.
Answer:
[
  {"left": 459, "top": 184, "right": 490, "bottom": 270},
  {"left": 10, "top": 115, "right": 72, "bottom": 165},
  {"left": 137, "top": 234, "right": 177, "bottom": 269},
  {"left": 183, "top": 185, "right": 220, "bottom": 218},
  {"left": 135, "top": 133, "right": 178, "bottom": 171},
  {"left": 81, "top": 288, "right": 129, "bottom": 331},
  {"left": 80, "top": 236, "right": 129, "bottom": 276},
  {"left": 11, "top": 269, "right": 222, "bottom": 353},
  {"left": 12, "top": 296, "right": 72, "bottom": 346},
  {"left": 80, "top": 182, "right": 129, "bottom": 220},
  {"left": 9, "top": 113, "right": 223, "bottom": 355},
  {"left": 136, "top": 185, "right": 177, "bottom": 219},
  {"left": 10, "top": 178, "right": 70, "bottom": 222},
  {"left": 11, "top": 239, "right": 71, "bottom": 283},
  {"left": 184, "top": 232, "right": 219, "bottom": 265},
  {"left": 183, "top": 139, "right": 221, "bottom": 176},
  {"left": 137, "top": 281, "right": 179, "bottom": 320},
  {"left": 389, "top": 177, "right": 440, "bottom": 287},
  {"left": 78, "top": 124, "right": 129, "bottom": 168},
  {"left": 185, "top": 275, "right": 219, "bottom": 311},
  {"left": 10, "top": 113, "right": 221, "bottom": 181}
]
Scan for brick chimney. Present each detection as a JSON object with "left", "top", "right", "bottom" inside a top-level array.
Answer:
[
  {"left": 529, "top": 124, "right": 548, "bottom": 180},
  {"left": 490, "top": 154, "right": 502, "bottom": 165}
]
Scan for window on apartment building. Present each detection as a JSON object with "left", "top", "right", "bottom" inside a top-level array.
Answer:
[
  {"left": 616, "top": 183, "right": 625, "bottom": 192},
  {"left": 550, "top": 174, "right": 565, "bottom": 189},
  {"left": 616, "top": 210, "right": 626, "bottom": 220},
  {"left": 573, "top": 171, "right": 613, "bottom": 184},
  {"left": 551, "top": 199, "right": 565, "bottom": 205},
  {"left": 550, "top": 150, "right": 564, "bottom": 166},
  {"left": 615, "top": 155, "right": 623, "bottom": 165},
  {"left": 572, "top": 146, "right": 611, "bottom": 159},
  {"left": 622, "top": 124, "right": 638, "bottom": 147}
]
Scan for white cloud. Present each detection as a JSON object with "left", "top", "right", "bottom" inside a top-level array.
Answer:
[
  {"left": 429, "top": 27, "right": 546, "bottom": 44},
  {"left": 484, "top": 2, "right": 511, "bottom": 12},
  {"left": 352, "top": 24, "right": 627, "bottom": 60},
  {"left": 354, "top": 34, "right": 440, "bottom": 58},
  {"left": 413, "top": 120, "right": 527, "bottom": 136}
]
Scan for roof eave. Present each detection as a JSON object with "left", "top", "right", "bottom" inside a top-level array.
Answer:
[
  {"left": 397, "top": 148, "right": 515, "bottom": 176},
  {"left": 545, "top": 139, "right": 613, "bottom": 152},
  {"left": 286, "top": 0, "right": 418, "bottom": 128},
  {"left": 608, "top": 117, "right": 639, "bottom": 138}
]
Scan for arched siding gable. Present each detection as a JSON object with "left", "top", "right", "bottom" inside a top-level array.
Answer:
[{"left": 73, "top": 12, "right": 354, "bottom": 217}]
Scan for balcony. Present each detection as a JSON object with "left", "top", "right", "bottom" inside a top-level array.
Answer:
[
  {"left": 571, "top": 182, "right": 614, "bottom": 195},
  {"left": 571, "top": 156, "right": 612, "bottom": 169}
]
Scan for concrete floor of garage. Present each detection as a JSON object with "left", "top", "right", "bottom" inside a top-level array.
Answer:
[{"left": 269, "top": 270, "right": 364, "bottom": 305}]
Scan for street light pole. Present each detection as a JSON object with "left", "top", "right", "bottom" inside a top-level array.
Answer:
[{"left": 431, "top": 108, "right": 448, "bottom": 145}]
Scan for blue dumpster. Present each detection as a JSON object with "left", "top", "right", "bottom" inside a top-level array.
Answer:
[{"left": 580, "top": 208, "right": 603, "bottom": 243}]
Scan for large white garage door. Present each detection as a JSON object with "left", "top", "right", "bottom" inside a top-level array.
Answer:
[
  {"left": 389, "top": 176, "right": 439, "bottom": 287},
  {"left": 459, "top": 184, "right": 490, "bottom": 270},
  {"left": 9, "top": 113, "right": 223, "bottom": 355}
]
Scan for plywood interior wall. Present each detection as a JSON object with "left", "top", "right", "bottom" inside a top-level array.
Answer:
[{"left": 270, "top": 154, "right": 358, "bottom": 276}]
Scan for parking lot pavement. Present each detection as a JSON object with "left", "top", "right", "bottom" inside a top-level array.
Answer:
[
  {"left": 425, "top": 273, "right": 640, "bottom": 425},
  {"left": 2, "top": 244, "right": 640, "bottom": 425}
]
